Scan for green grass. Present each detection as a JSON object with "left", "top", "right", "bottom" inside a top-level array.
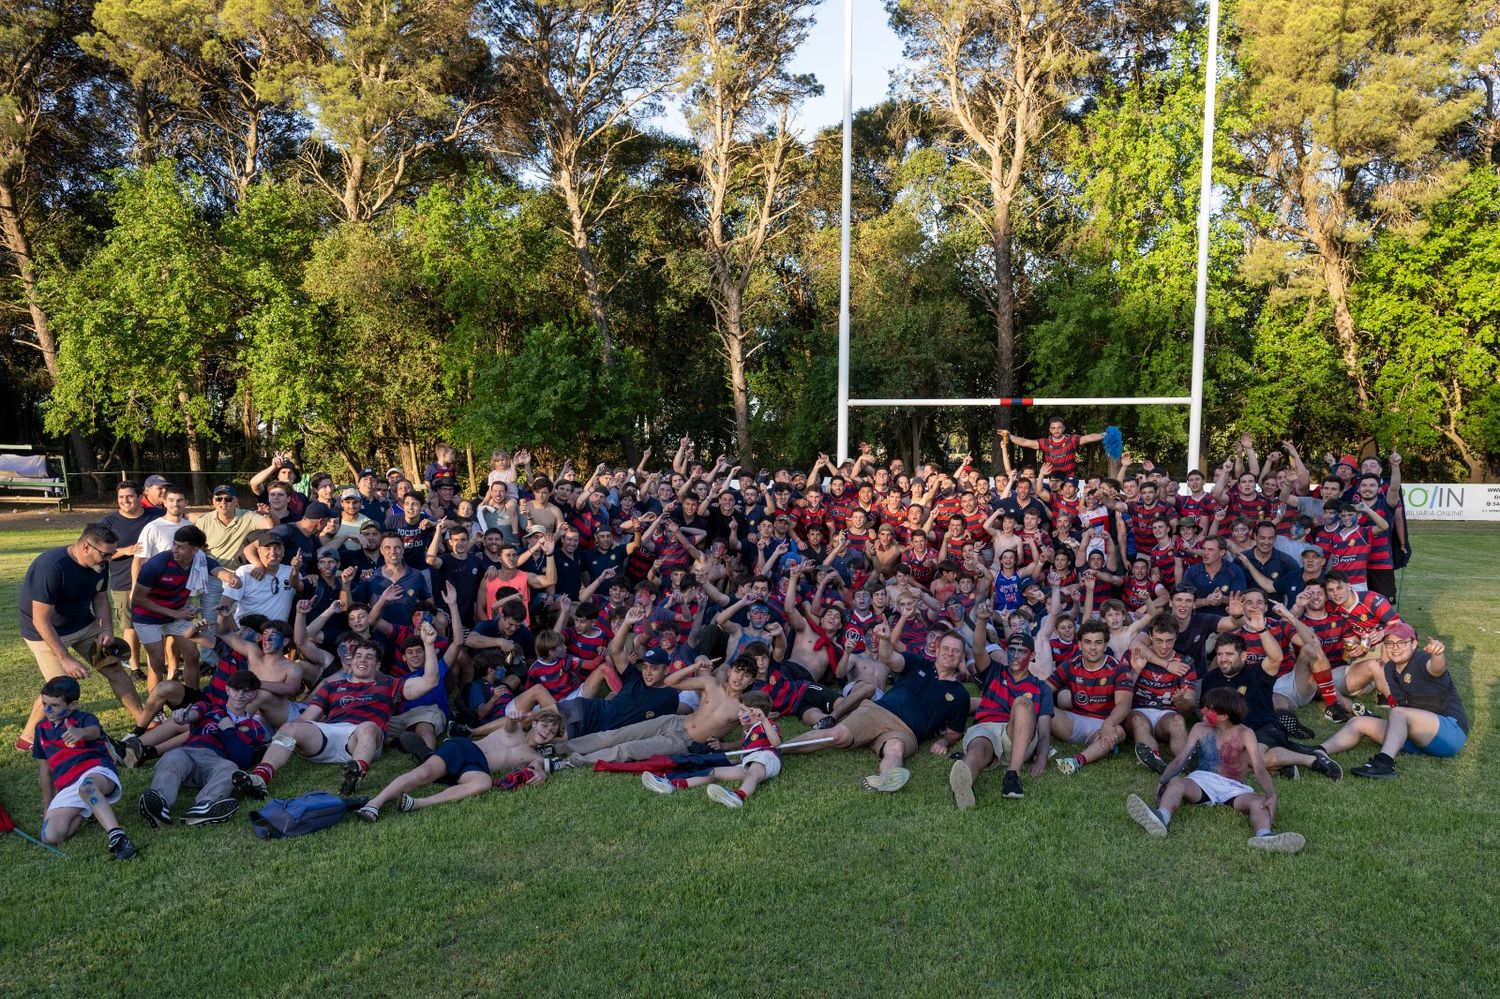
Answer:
[{"left": 0, "top": 520, "right": 1496, "bottom": 997}]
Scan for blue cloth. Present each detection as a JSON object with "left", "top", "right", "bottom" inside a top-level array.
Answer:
[{"left": 1404, "top": 715, "right": 1466, "bottom": 758}]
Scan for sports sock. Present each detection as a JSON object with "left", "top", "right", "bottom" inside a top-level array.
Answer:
[
  {"left": 597, "top": 662, "right": 624, "bottom": 695},
  {"left": 251, "top": 762, "right": 277, "bottom": 784},
  {"left": 355, "top": 759, "right": 370, "bottom": 776},
  {"left": 141, "top": 745, "right": 158, "bottom": 762},
  {"left": 131, "top": 724, "right": 147, "bottom": 737},
  {"left": 733, "top": 788, "right": 747, "bottom": 801},
  {"left": 669, "top": 778, "right": 689, "bottom": 789},
  {"left": 1072, "top": 753, "right": 1088, "bottom": 768},
  {"left": 1158, "top": 809, "right": 1172, "bottom": 826},
  {"left": 1310, "top": 667, "right": 1338, "bottom": 706}
]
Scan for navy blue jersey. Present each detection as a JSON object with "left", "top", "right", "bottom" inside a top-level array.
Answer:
[
  {"left": 181, "top": 708, "right": 273, "bottom": 769},
  {"left": 18, "top": 547, "right": 108, "bottom": 641},
  {"left": 877, "top": 673, "right": 970, "bottom": 741}
]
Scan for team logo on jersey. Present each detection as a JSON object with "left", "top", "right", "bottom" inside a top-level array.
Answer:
[
  {"left": 1403, "top": 673, "right": 1412, "bottom": 684},
  {"left": 645, "top": 711, "right": 656, "bottom": 718},
  {"left": 1237, "top": 686, "right": 1247, "bottom": 695},
  {"left": 407, "top": 589, "right": 415, "bottom": 596},
  {"left": 945, "top": 692, "right": 954, "bottom": 701}
]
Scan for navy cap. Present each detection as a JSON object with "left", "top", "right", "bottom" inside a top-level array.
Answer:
[
  {"left": 359, "top": 468, "right": 376, "bottom": 479},
  {"left": 640, "top": 648, "right": 670, "bottom": 667},
  {"left": 302, "top": 501, "right": 333, "bottom": 519}
]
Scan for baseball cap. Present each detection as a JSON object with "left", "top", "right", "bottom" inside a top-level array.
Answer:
[
  {"left": 524, "top": 524, "right": 548, "bottom": 536},
  {"left": 434, "top": 476, "right": 456, "bottom": 489},
  {"left": 1337, "top": 454, "right": 1359, "bottom": 471},
  {"left": 358, "top": 467, "right": 376, "bottom": 479},
  {"left": 749, "top": 601, "right": 771, "bottom": 614},
  {"left": 211, "top": 484, "right": 236, "bottom": 497},
  {"left": 303, "top": 501, "right": 333, "bottom": 519},
  {"left": 340, "top": 488, "right": 360, "bottom": 500},
  {"left": 1385, "top": 621, "right": 1417, "bottom": 641},
  {"left": 144, "top": 474, "right": 169, "bottom": 488},
  {"left": 386, "top": 467, "right": 402, "bottom": 477},
  {"left": 640, "top": 648, "right": 670, "bottom": 667},
  {"left": 1017, "top": 575, "right": 1038, "bottom": 592},
  {"left": 1007, "top": 633, "right": 1035, "bottom": 653}
]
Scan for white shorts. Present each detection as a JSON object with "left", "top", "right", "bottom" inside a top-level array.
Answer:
[
  {"left": 962, "top": 721, "right": 1038, "bottom": 768},
  {"left": 306, "top": 721, "right": 381, "bottom": 765},
  {"left": 677, "top": 690, "right": 702, "bottom": 711},
  {"left": 1186, "top": 770, "right": 1255, "bottom": 805},
  {"left": 740, "top": 750, "right": 781, "bottom": 779},
  {"left": 133, "top": 617, "right": 196, "bottom": 645},
  {"left": 1273, "top": 665, "right": 1350, "bottom": 706},
  {"left": 1061, "top": 712, "right": 1104, "bottom": 744},
  {"left": 843, "top": 680, "right": 884, "bottom": 702},
  {"left": 1131, "top": 707, "right": 1174, "bottom": 727},
  {"left": 45, "top": 765, "right": 122, "bottom": 817}
]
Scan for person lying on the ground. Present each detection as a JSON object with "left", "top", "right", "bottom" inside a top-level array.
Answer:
[{"left": 641, "top": 691, "right": 781, "bottom": 809}]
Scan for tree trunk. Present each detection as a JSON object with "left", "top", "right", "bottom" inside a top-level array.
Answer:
[
  {"left": 991, "top": 200, "right": 1017, "bottom": 468},
  {"left": 0, "top": 175, "right": 97, "bottom": 483},
  {"left": 180, "top": 389, "right": 208, "bottom": 504},
  {"left": 561, "top": 180, "right": 614, "bottom": 369},
  {"left": 910, "top": 411, "right": 922, "bottom": 470},
  {"left": 1314, "top": 237, "right": 1370, "bottom": 409},
  {"left": 240, "top": 384, "right": 259, "bottom": 469},
  {"left": 344, "top": 152, "right": 366, "bottom": 221},
  {"left": 722, "top": 290, "right": 753, "bottom": 470}
]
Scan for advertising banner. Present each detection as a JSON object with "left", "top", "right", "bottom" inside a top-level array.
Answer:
[{"left": 1400, "top": 483, "right": 1500, "bottom": 522}]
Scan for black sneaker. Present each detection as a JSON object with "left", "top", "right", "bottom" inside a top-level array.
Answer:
[
  {"left": 108, "top": 832, "right": 138, "bottom": 861},
  {"left": 398, "top": 731, "right": 434, "bottom": 762},
  {"left": 1001, "top": 771, "right": 1025, "bottom": 799},
  {"left": 138, "top": 790, "right": 172, "bottom": 829},
  {"left": 1182, "top": 745, "right": 1202, "bottom": 773},
  {"left": 812, "top": 716, "right": 838, "bottom": 731},
  {"left": 1308, "top": 748, "right": 1343, "bottom": 781},
  {"left": 120, "top": 735, "right": 147, "bottom": 769},
  {"left": 1134, "top": 741, "right": 1166, "bottom": 776},
  {"left": 1324, "top": 702, "right": 1353, "bottom": 724},
  {"left": 181, "top": 798, "right": 239, "bottom": 827},
  {"left": 1274, "top": 711, "right": 1316, "bottom": 741},
  {"left": 1352, "top": 753, "right": 1397, "bottom": 779},
  {"left": 446, "top": 720, "right": 473, "bottom": 739},
  {"left": 1277, "top": 765, "right": 1301, "bottom": 780},
  {"left": 231, "top": 769, "right": 267, "bottom": 800},
  {"left": 340, "top": 760, "right": 365, "bottom": 796}
]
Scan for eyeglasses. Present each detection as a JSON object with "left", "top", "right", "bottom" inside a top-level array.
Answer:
[
  {"left": 213, "top": 496, "right": 235, "bottom": 503},
  {"left": 83, "top": 539, "right": 117, "bottom": 560}
]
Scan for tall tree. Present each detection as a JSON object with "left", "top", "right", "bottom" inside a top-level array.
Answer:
[
  {"left": 84, "top": 0, "right": 311, "bottom": 206},
  {"left": 485, "top": 0, "right": 681, "bottom": 370},
  {"left": 1237, "top": 0, "right": 1477, "bottom": 410},
  {"left": 678, "top": 0, "right": 818, "bottom": 467},
  {"left": 0, "top": 0, "right": 107, "bottom": 475},
  {"left": 889, "top": 0, "right": 1102, "bottom": 444}
]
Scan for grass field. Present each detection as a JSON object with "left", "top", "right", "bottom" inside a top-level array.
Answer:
[{"left": 0, "top": 514, "right": 1496, "bottom": 997}]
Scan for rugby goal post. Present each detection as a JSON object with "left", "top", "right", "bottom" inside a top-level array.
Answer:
[{"left": 832, "top": 0, "right": 1219, "bottom": 475}]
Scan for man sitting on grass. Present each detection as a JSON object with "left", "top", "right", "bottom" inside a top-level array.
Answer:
[
  {"left": 138, "top": 671, "right": 272, "bottom": 829},
  {"left": 235, "top": 626, "right": 442, "bottom": 797},
  {"left": 33, "top": 677, "right": 138, "bottom": 860},
  {"left": 1047, "top": 620, "right": 1134, "bottom": 776},
  {"left": 642, "top": 690, "right": 782, "bottom": 809},
  {"left": 781, "top": 632, "right": 970, "bottom": 794},
  {"left": 1317, "top": 622, "right": 1467, "bottom": 779},
  {"left": 1125, "top": 687, "right": 1306, "bottom": 853},
  {"left": 357, "top": 710, "right": 566, "bottom": 821}
]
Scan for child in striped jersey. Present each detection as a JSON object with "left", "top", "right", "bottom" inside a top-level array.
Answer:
[
  {"left": 641, "top": 691, "right": 781, "bottom": 809},
  {"left": 34, "top": 677, "right": 138, "bottom": 860}
]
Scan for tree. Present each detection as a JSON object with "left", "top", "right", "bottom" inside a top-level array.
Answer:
[
  {"left": 1236, "top": 0, "right": 1477, "bottom": 411},
  {"left": 485, "top": 0, "right": 682, "bottom": 371},
  {"left": 889, "top": 0, "right": 1103, "bottom": 447},
  {"left": 45, "top": 162, "right": 232, "bottom": 500},
  {"left": 84, "top": 0, "right": 311, "bottom": 207},
  {"left": 678, "top": 0, "right": 818, "bottom": 468},
  {"left": 0, "top": 0, "right": 110, "bottom": 476}
]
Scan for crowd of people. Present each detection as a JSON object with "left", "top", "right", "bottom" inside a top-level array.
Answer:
[{"left": 15, "top": 423, "right": 1469, "bottom": 860}]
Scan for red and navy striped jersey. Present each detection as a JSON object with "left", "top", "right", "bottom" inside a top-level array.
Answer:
[
  {"left": 563, "top": 625, "right": 609, "bottom": 666},
  {"left": 1127, "top": 501, "right": 1172, "bottom": 552},
  {"left": 1147, "top": 541, "right": 1179, "bottom": 588},
  {"left": 794, "top": 502, "right": 830, "bottom": 539},
  {"left": 1363, "top": 500, "right": 1395, "bottom": 570},
  {"left": 1176, "top": 492, "right": 1217, "bottom": 528},
  {"left": 1329, "top": 592, "right": 1399, "bottom": 641},
  {"left": 902, "top": 547, "right": 938, "bottom": 585},
  {"left": 1300, "top": 610, "right": 1349, "bottom": 667},
  {"left": 962, "top": 508, "right": 991, "bottom": 545},
  {"left": 1319, "top": 526, "right": 1371, "bottom": 585},
  {"left": 975, "top": 664, "right": 1054, "bottom": 724},
  {"left": 1123, "top": 575, "right": 1158, "bottom": 612},
  {"left": 1049, "top": 636, "right": 1081, "bottom": 669},
  {"left": 1131, "top": 656, "right": 1196, "bottom": 709},
  {"left": 181, "top": 708, "right": 273, "bottom": 769},
  {"left": 201, "top": 650, "right": 249, "bottom": 713},
  {"left": 1038, "top": 434, "right": 1081, "bottom": 477},
  {"left": 651, "top": 535, "right": 692, "bottom": 573},
  {"left": 131, "top": 551, "right": 194, "bottom": 625},
  {"left": 897, "top": 615, "right": 929, "bottom": 653},
  {"left": 33, "top": 711, "right": 114, "bottom": 790},
  {"left": 465, "top": 680, "right": 514, "bottom": 724},
  {"left": 309, "top": 674, "right": 405, "bottom": 728},
  {"left": 843, "top": 529, "right": 872, "bottom": 554},
  {"left": 527, "top": 656, "right": 584, "bottom": 698},
  {"left": 1048, "top": 655, "right": 1132, "bottom": 719},
  {"left": 1235, "top": 620, "right": 1296, "bottom": 676},
  {"left": 755, "top": 667, "right": 809, "bottom": 716},
  {"left": 1228, "top": 493, "right": 1275, "bottom": 523},
  {"left": 739, "top": 718, "right": 780, "bottom": 755}
]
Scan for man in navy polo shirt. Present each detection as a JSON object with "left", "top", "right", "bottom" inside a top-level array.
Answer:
[{"left": 1182, "top": 537, "right": 1246, "bottom": 617}]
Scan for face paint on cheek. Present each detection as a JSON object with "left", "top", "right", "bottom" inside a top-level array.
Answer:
[
  {"left": 264, "top": 631, "right": 286, "bottom": 653},
  {"left": 1202, "top": 708, "right": 1223, "bottom": 726}
]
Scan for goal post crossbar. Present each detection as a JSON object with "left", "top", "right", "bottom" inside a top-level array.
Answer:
[{"left": 847, "top": 396, "right": 1192, "bottom": 408}]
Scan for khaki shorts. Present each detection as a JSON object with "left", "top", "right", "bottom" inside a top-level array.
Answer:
[
  {"left": 840, "top": 702, "right": 918, "bottom": 759},
  {"left": 109, "top": 590, "right": 133, "bottom": 633},
  {"left": 24, "top": 622, "right": 112, "bottom": 680},
  {"left": 386, "top": 704, "right": 446, "bottom": 740},
  {"left": 962, "top": 721, "right": 1038, "bottom": 769}
]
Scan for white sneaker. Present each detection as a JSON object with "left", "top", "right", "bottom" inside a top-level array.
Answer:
[
  {"left": 860, "top": 767, "right": 911, "bottom": 793},
  {"left": 706, "top": 784, "right": 744, "bottom": 809},
  {"left": 1247, "top": 832, "right": 1305, "bottom": 854},
  {"left": 641, "top": 772, "right": 676, "bottom": 795},
  {"left": 949, "top": 760, "right": 975, "bottom": 810},
  {"left": 1126, "top": 793, "right": 1168, "bottom": 838}
]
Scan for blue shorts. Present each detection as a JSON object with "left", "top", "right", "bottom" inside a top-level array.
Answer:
[
  {"left": 435, "top": 738, "right": 490, "bottom": 784},
  {"left": 1404, "top": 714, "right": 1467, "bottom": 758}
]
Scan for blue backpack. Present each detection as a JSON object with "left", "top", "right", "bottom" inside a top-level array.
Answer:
[{"left": 248, "top": 791, "right": 367, "bottom": 839}]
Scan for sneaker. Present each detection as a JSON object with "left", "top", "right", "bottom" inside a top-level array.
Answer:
[
  {"left": 13, "top": 735, "right": 33, "bottom": 754},
  {"left": 182, "top": 798, "right": 238, "bottom": 827},
  {"left": 356, "top": 804, "right": 381, "bottom": 823},
  {"left": 138, "top": 790, "right": 172, "bottom": 829},
  {"left": 232, "top": 769, "right": 267, "bottom": 799},
  {"left": 1247, "top": 831, "right": 1306, "bottom": 854},
  {"left": 1324, "top": 702, "right": 1353, "bottom": 724},
  {"left": 641, "top": 772, "right": 677, "bottom": 795},
  {"left": 1182, "top": 745, "right": 1201, "bottom": 772},
  {"left": 397, "top": 792, "right": 416, "bottom": 813},
  {"left": 1134, "top": 742, "right": 1166, "bottom": 775},
  {"left": 859, "top": 767, "right": 910, "bottom": 793},
  {"left": 1126, "top": 793, "right": 1168, "bottom": 838},
  {"left": 1351, "top": 754, "right": 1397, "bottom": 779},
  {"left": 812, "top": 716, "right": 837, "bottom": 731},
  {"left": 339, "top": 760, "right": 365, "bottom": 796},
  {"left": 1278, "top": 765, "right": 1301, "bottom": 780},
  {"left": 706, "top": 784, "right": 745, "bottom": 809},
  {"left": 120, "top": 735, "right": 147, "bottom": 770},
  {"left": 1055, "top": 756, "right": 1080, "bottom": 776},
  {"left": 948, "top": 760, "right": 975, "bottom": 810},
  {"left": 1274, "top": 710, "right": 1316, "bottom": 741},
  {"left": 543, "top": 756, "right": 574, "bottom": 774},
  {"left": 1308, "top": 748, "right": 1343, "bottom": 781},
  {"left": 1350, "top": 701, "right": 1378, "bottom": 717},
  {"left": 446, "top": 720, "right": 473, "bottom": 739},
  {"left": 109, "top": 833, "right": 139, "bottom": 861},
  {"left": 1001, "top": 771, "right": 1025, "bottom": 799},
  {"left": 398, "top": 731, "right": 434, "bottom": 762}
]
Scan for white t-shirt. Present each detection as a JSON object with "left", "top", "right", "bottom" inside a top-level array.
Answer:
[
  {"left": 222, "top": 563, "right": 296, "bottom": 625},
  {"left": 136, "top": 516, "right": 189, "bottom": 563}
]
